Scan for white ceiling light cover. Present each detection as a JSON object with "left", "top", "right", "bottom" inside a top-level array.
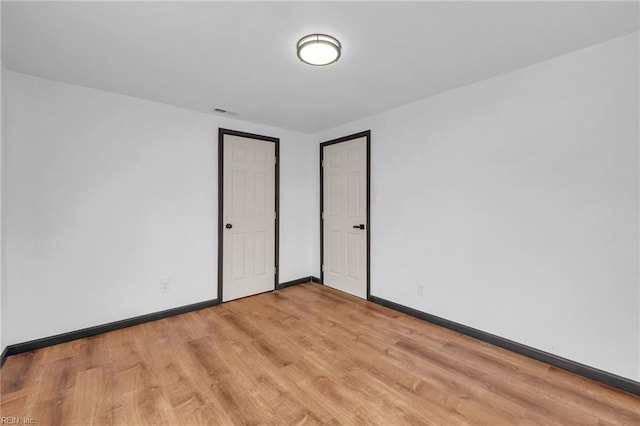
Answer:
[{"left": 297, "top": 34, "right": 341, "bottom": 66}]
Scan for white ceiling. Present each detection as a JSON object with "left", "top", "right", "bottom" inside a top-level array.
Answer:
[{"left": 2, "top": 1, "right": 639, "bottom": 133}]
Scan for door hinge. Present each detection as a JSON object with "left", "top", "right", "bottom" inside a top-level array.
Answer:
[
  {"left": 321, "top": 264, "right": 324, "bottom": 272},
  {"left": 321, "top": 211, "right": 324, "bottom": 220},
  {"left": 274, "top": 266, "right": 277, "bottom": 275},
  {"left": 274, "top": 211, "right": 277, "bottom": 220},
  {"left": 274, "top": 157, "right": 277, "bottom": 165},
  {"left": 321, "top": 160, "right": 324, "bottom": 168}
]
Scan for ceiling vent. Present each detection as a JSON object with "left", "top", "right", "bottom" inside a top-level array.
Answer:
[{"left": 211, "top": 107, "right": 239, "bottom": 116}]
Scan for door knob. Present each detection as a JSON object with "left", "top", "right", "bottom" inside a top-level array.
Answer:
[
  {"left": 353, "top": 224, "right": 365, "bottom": 230},
  {"left": 225, "top": 223, "right": 233, "bottom": 229}
]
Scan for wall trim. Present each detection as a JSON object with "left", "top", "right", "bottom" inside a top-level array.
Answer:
[
  {"left": 278, "top": 276, "right": 318, "bottom": 289},
  {"left": 368, "top": 295, "right": 640, "bottom": 397},
  {"left": 0, "top": 298, "right": 219, "bottom": 367},
  {"left": 0, "top": 347, "right": 8, "bottom": 368},
  {"left": 0, "top": 275, "right": 323, "bottom": 367}
]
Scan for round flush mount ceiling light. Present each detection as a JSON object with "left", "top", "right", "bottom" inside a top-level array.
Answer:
[{"left": 296, "top": 34, "right": 341, "bottom": 66}]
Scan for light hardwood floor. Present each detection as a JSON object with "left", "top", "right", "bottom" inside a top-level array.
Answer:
[{"left": 1, "top": 283, "right": 639, "bottom": 425}]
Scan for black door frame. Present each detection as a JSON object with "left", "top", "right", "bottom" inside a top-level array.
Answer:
[
  {"left": 218, "top": 128, "right": 280, "bottom": 302},
  {"left": 319, "top": 130, "right": 371, "bottom": 300}
]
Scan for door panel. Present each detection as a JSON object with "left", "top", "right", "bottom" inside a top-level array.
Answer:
[
  {"left": 347, "top": 232, "right": 361, "bottom": 280},
  {"left": 322, "top": 135, "right": 368, "bottom": 299},
  {"left": 232, "top": 170, "right": 246, "bottom": 216},
  {"left": 328, "top": 231, "right": 342, "bottom": 274},
  {"left": 254, "top": 231, "right": 267, "bottom": 276},
  {"left": 222, "top": 133, "right": 276, "bottom": 302},
  {"left": 347, "top": 172, "right": 360, "bottom": 217},
  {"left": 255, "top": 172, "right": 267, "bottom": 216},
  {"left": 232, "top": 233, "right": 246, "bottom": 280}
]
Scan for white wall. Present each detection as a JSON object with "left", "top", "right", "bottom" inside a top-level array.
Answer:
[
  {"left": 3, "top": 71, "right": 315, "bottom": 346},
  {"left": 1, "top": 63, "right": 5, "bottom": 352},
  {"left": 314, "top": 33, "right": 640, "bottom": 380},
  {"left": 1, "top": 64, "right": 4, "bottom": 354},
  {"left": 1, "top": 2, "right": 5, "bottom": 353}
]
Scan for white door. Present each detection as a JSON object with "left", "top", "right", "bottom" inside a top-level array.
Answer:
[
  {"left": 322, "top": 135, "right": 368, "bottom": 299},
  {"left": 222, "top": 133, "right": 276, "bottom": 302}
]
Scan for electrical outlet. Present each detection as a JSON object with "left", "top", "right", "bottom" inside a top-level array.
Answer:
[
  {"left": 417, "top": 283, "right": 425, "bottom": 297},
  {"left": 160, "top": 279, "right": 171, "bottom": 293}
]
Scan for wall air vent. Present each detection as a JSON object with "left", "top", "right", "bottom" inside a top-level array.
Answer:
[{"left": 211, "top": 107, "right": 239, "bottom": 116}]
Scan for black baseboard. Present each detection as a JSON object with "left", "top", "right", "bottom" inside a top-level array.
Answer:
[
  {"left": 310, "top": 276, "right": 321, "bottom": 284},
  {"left": 278, "top": 276, "right": 321, "bottom": 289},
  {"left": 0, "top": 346, "right": 8, "bottom": 368},
  {"left": 0, "top": 275, "right": 323, "bottom": 367},
  {"left": 0, "top": 298, "right": 219, "bottom": 367},
  {"left": 368, "top": 295, "right": 640, "bottom": 397}
]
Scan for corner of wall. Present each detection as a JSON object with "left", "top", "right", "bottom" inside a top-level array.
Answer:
[
  {"left": 310, "top": 135, "right": 318, "bottom": 279},
  {"left": 0, "top": 1, "right": 6, "bottom": 354},
  {"left": 636, "top": 28, "right": 640, "bottom": 381}
]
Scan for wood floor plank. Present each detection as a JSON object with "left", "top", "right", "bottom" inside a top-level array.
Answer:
[
  {"left": 69, "top": 367, "right": 106, "bottom": 425},
  {"left": 1, "top": 282, "right": 639, "bottom": 425}
]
